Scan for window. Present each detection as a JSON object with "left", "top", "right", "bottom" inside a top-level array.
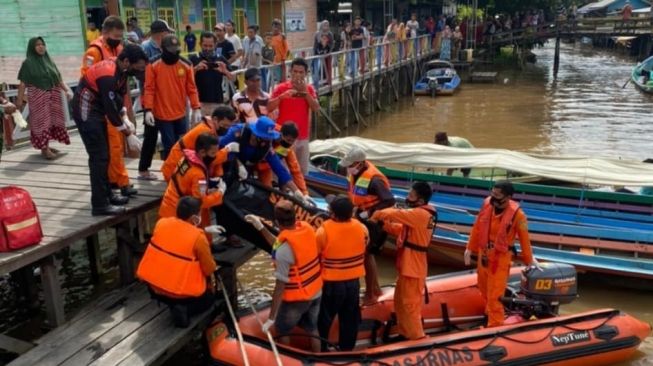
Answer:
[
  {"left": 157, "top": 7, "right": 176, "bottom": 30},
  {"left": 234, "top": 8, "right": 246, "bottom": 36},
  {"left": 203, "top": 8, "right": 217, "bottom": 30},
  {"left": 124, "top": 7, "right": 136, "bottom": 20}
]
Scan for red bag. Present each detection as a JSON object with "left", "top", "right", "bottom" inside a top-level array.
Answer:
[{"left": 0, "top": 186, "right": 43, "bottom": 252}]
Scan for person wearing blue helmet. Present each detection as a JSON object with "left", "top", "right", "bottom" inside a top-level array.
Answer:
[{"left": 219, "top": 116, "right": 302, "bottom": 195}]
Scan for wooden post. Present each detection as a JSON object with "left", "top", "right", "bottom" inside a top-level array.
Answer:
[
  {"left": 553, "top": 36, "right": 561, "bottom": 79},
  {"left": 40, "top": 255, "right": 65, "bottom": 327},
  {"left": 116, "top": 218, "right": 140, "bottom": 286},
  {"left": 86, "top": 233, "right": 102, "bottom": 284}
]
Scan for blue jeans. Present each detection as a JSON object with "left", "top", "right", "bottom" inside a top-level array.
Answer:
[
  {"left": 156, "top": 117, "right": 187, "bottom": 160},
  {"left": 261, "top": 67, "right": 270, "bottom": 92}
]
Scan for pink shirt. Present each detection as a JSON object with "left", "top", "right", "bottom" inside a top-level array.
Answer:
[{"left": 271, "top": 80, "right": 317, "bottom": 140}]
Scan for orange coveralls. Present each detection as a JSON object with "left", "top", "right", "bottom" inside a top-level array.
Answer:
[
  {"left": 372, "top": 205, "right": 436, "bottom": 340},
  {"left": 467, "top": 200, "right": 534, "bottom": 327},
  {"left": 81, "top": 37, "right": 131, "bottom": 188},
  {"left": 160, "top": 118, "right": 227, "bottom": 182}
]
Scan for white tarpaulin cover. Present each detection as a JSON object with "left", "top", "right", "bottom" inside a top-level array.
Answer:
[{"left": 309, "top": 137, "right": 653, "bottom": 186}]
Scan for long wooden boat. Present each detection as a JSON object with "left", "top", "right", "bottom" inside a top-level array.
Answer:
[
  {"left": 304, "top": 168, "right": 653, "bottom": 281},
  {"left": 207, "top": 267, "right": 651, "bottom": 366},
  {"left": 631, "top": 55, "right": 653, "bottom": 94}
]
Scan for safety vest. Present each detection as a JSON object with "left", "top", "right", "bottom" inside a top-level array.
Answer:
[
  {"left": 136, "top": 217, "right": 207, "bottom": 297},
  {"left": 275, "top": 221, "right": 323, "bottom": 302},
  {"left": 469, "top": 197, "right": 521, "bottom": 254},
  {"left": 82, "top": 60, "right": 120, "bottom": 94},
  {"left": 90, "top": 37, "right": 122, "bottom": 61},
  {"left": 320, "top": 219, "right": 367, "bottom": 281},
  {"left": 347, "top": 162, "right": 391, "bottom": 211},
  {"left": 396, "top": 205, "right": 437, "bottom": 279}
]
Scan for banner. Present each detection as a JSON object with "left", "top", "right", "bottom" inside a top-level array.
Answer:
[{"left": 285, "top": 10, "right": 306, "bottom": 32}]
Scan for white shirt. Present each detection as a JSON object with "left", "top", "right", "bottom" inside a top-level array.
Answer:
[
  {"left": 407, "top": 20, "right": 419, "bottom": 38},
  {"left": 227, "top": 33, "right": 243, "bottom": 67}
]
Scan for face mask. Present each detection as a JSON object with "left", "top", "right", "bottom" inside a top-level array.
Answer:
[
  {"left": 127, "top": 68, "right": 144, "bottom": 79},
  {"left": 203, "top": 156, "right": 215, "bottom": 167},
  {"left": 279, "top": 140, "right": 292, "bottom": 148},
  {"left": 191, "top": 215, "right": 201, "bottom": 227},
  {"left": 106, "top": 38, "right": 122, "bottom": 48},
  {"left": 201, "top": 49, "right": 214, "bottom": 58},
  {"left": 161, "top": 50, "right": 180, "bottom": 65},
  {"left": 217, "top": 126, "right": 229, "bottom": 136},
  {"left": 490, "top": 196, "right": 505, "bottom": 207},
  {"left": 346, "top": 166, "right": 359, "bottom": 176},
  {"left": 405, "top": 198, "right": 420, "bottom": 208}
]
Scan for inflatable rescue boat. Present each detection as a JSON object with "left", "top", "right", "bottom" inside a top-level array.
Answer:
[{"left": 206, "top": 264, "right": 650, "bottom": 365}]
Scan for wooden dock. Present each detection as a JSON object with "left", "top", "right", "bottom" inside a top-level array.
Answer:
[{"left": 0, "top": 133, "right": 165, "bottom": 328}]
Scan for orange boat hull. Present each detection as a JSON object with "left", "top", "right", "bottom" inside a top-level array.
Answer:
[{"left": 207, "top": 269, "right": 651, "bottom": 365}]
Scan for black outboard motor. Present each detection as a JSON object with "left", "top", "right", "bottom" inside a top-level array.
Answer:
[{"left": 501, "top": 263, "right": 577, "bottom": 319}]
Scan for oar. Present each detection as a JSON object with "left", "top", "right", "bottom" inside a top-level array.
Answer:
[
  {"left": 237, "top": 279, "right": 284, "bottom": 366},
  {"left": 622, "top": 78, "right": 631, "bottom": 89},
  {"left": 218, "top": 276, "right": 251, "bottom": 366}
]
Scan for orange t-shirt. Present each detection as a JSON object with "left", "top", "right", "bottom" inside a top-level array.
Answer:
[
  {"left": 143, "top": 58, "right": 201, "bottom": 121},
  {"left": 270, "top": 33, "right": 289, "bottom": 63}
]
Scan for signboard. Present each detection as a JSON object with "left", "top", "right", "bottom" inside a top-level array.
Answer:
[{"left": 285, "top": 10, "right": 306, "bottom": 32}]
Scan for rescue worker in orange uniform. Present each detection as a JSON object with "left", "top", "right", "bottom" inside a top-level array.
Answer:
[
  {"left": 159, "top": 133, "right": 228, "bottom": 227},
  {"left": 137, "top": 196, "right": 223, "bottom": 327},
  {"left": 142, "top": 34, "right": 202, "bottom": 162},
  {"left": 161, "top": 105, "right": 239, "bottom": 182},
  {"left": 339, "top": 147, "right": 396, "bottom": 305},
  {"left": 317, "top": 194, "right": 368, "bottom": 351},
  {"left": 72, "top": 45, "right": 147, "bottom": 216},
  {"left": 80, "top": 15, "right": 138, "bottom": 198},
  {"left": 371, "top": 181, "right": 437, "bottom": 340},
  {"left": 257, "top": 121, "right": 309, "bottom": 195},
  {"left": 244, "top": 200, "right": 323, "bottom": 353},
  {"left": 464, "top": 180, "right": 538, "bottom": 328}
]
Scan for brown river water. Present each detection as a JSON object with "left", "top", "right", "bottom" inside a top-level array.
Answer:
[{"left": 0, "top": 42, "right": 651, "bottom": 365}]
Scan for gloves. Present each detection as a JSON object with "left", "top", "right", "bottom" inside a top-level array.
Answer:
[
  {"left": 244, "top": 214, "right": 264, "bottom": 231},
  {"left": 11, "top": 111, "right": 28, "bottom": 129},
  {"left": 262, "top": 318, "right": 275, "bottom": 333},
  {"left": 528, "top": 258, "right": 543, "bottom": 272},
  {"left": 204, "top": 225, "right": 226, "bottom": 235},
  {"left": 293, "top": 190, "right": 313, "bottom": 206},
  {"left": 126, "top": 134, "right": 142, "bottom": 153},
  {"left": 358, "top": 210, "right": 369, "bottom": 220},
  {"left": 122, "top": 116, "right": 136, "bottom": 134},
  {"left": 225, "top": 142, "right": 239, "bottom": 153},
  {"left": 144, "top": 111, "right": 155, "bottom": 127},
  {"left": 191, "top": 109, "right": 202, "bottom": 125},
  {"left": 464, "top": 249, "right": 472, "bottom": 266},
  {"left": 238, "top": 163, "right": 248, "bottom": 180},
  {"left": 217, "top": 179, "right": 227, "bottom": 195}
]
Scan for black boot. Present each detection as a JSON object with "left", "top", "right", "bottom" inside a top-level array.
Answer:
[
  {"left": 120, "top": 185, "right": 138, "bottom": 197},
  {"left": 109, "top": 195, "right": 129, "bottom": 206},
  {"left": 169, "top": 303, "right": 190, "bottom": 328},
  {"left": 92, "top": 205, "right": 126, "bottom": 216}
]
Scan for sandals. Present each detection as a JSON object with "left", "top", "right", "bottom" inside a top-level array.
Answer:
[
  {"left": 41, "top": 148, "right": 57, "bottom": 160},
  {"left": 137, "top": 171, "right": 158, "bottom": 180}
]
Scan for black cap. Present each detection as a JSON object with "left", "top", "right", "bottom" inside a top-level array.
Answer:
[
  {"left": 245, "top": 68, "right": 261, "bottom": 80},
  {"left": 150, "top": 19, "right": 173, "bottom": 34},
  {"left": 161, "top": 34, "right": 181, "bottom": 53},
  {"left": 326, "top": 194, "right": 354, "bottom": 220}
]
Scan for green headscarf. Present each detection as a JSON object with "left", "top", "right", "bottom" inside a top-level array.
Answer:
[{"left": 17, "top": 37, "right": 62, "bottom": 90}]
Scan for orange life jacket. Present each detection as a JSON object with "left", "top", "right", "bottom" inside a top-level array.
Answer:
[
  {"left": 347, "top": 162, "right": 391, "bottom": 211},
  {"left": 395, "top": 205, "right": 437, "bottom": 279},
  {"left": 275, "top": 221, "right": 323, "bottom": 302},
  {"left": 469, "top": 197, "right": 521, "bottom": 254},
  {"left": 136, "top": 217, "right": 207, "bottom": 297},
  {"left": 89, "top": 37, "right": 123, "bottom": 61},
  {"left": 320, "top": 219, "right": 367, "bottom": 281},
  {"left": 83, "top": 60, "right": 119, "bottom": 93}
]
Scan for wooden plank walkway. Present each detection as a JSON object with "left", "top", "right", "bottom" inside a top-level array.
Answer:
[
  {"left": 6, "top": 242, "right": 259, "bottom": 366},
  {"left": 0, "top": 133, "right": 166, "bottom": 326}
]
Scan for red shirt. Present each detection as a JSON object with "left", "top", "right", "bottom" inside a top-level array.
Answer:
[{"left": 271, "top": 80, "right": 317, "bottom": 140}]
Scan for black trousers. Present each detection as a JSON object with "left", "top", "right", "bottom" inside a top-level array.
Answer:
[
  {"left": 74, "top": 114, "right": 112, "bottom": 209},
  {"left": 138, "top": 122, "right": 158, "bottom": 172},
  {"left": 317, "top": 279, "right": 361, "bottom": 351}
]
